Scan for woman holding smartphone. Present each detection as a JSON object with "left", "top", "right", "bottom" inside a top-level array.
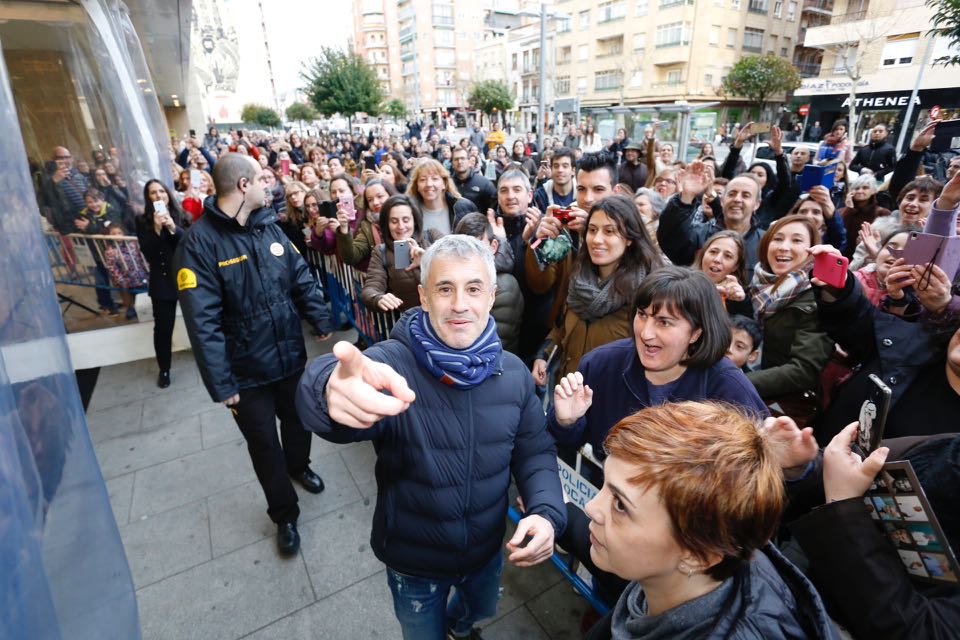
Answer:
[
  {"left": 335, "top": 178, "right": 397, "bottom": 269},
  {"left": 137, "top": 179, "right": 190, "bottom": 388},
  {"left": 360, "top": 194, "right": 426, "bottom": 312}
]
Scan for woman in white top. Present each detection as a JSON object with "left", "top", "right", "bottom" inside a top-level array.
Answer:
[{"left": 580, "top": 123, "right": 604, "bottom": 153}]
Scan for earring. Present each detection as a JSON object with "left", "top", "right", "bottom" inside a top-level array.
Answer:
[{"left": 677, "top": 562, "right": 694, "bottom": 578}]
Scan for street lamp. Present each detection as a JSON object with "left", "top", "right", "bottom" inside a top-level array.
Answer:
[{"left": 517, "top": 5, "right": 570, "bottom": 154}]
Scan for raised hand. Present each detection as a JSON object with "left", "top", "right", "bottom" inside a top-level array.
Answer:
[
  {"left": 553, "top": 372, "right": 593, "bottom": 426},
  {"left": 522, "top": 207, "right": 541, "bottom": 243},
  {"left": 808, "top": 185, "right": 835, "bottom": 219},
  {"left": 760, "top": 416, "right": 818, "bottom": 480},
  {"left": 913, "top": 263, "right": 952, "bottom": 314},
  {"left": 939, "top": 170, "right": 960, "bottom": 211},
  {"left": 910, "top": 121, "right": 937, "bottom": 153},
  {"left": 823, "top": 422, "right": 889, "bottom": 503},
  {"left": 324, "top": 341, "right": 416, "bottom": 429},
  {"left": 769, "top": 125, "right": 783, "bottom": 156},
  {"left": 486, "top": 208, "right": 507, "bottom": 239},
  {"left": 733, "top": 122, "right": 755, "bottom": 149},
  {"left": 884, "top": 258, "right": 914, "bottom": 301},
  {"left": 678, "top": 160, "right": 712, "bottom": 201},
  {"left": 406, "top": 238, "right": 425, "bottom": 272},
  {"left": 858, "top": 222, "right": 880, "bottom": 259}
]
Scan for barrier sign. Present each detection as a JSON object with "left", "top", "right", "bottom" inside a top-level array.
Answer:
[{"left": 558, "top": 458, "right": 599, "bottom": 510}]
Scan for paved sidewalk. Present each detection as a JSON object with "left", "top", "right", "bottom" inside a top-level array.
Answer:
[{"left": 86, "top": 328, "right": 588, "bottom": 639}]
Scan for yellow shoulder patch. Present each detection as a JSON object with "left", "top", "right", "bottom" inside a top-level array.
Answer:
[{"left": 177, "top": 268, "right": 198, "bottom": 291}]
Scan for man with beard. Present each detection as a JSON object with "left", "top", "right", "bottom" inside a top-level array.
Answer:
[{"left": 174, "top": 154, "right": 334, "bottom": 557}]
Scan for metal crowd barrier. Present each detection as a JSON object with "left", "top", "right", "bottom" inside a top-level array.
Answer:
[
  {"left": 43, "top": 232, "right": 149, "bottom": 316},
  {"left": 303, "top": 248, "right": 400, "bottom": 345}
]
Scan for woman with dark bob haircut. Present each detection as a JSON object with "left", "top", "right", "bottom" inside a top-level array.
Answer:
[
  {"left": 582, "top": 402, "right": 838, "bottom": 639},
  {"left": 548, "top": 266, "right": 769, "bottom": 604}
]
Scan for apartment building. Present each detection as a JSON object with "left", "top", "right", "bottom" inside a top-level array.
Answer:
[
  {"left": 353, "top": 0, "right": 535, "bottom": 117},
  {"left": 796, "top": 0, "right": 960, "bottom": 149},
  {"left": 552, "top": 0, "right": 806, "bottom": 147}
]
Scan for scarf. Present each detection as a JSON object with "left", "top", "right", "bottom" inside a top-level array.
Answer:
[
  {"left": 407, "top": 308, "right": 501, "bottom": 389},
  {"left": 566, "top": 265, "right": 644, "bottom": 323},
  {"left": 611, "top": 578, "right": 734, "bottom": 640},
  {"left": 750, "top": 262, "right": 811, "bottom": 323}
]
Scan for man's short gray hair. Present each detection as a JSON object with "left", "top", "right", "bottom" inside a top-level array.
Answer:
[
  {"left": 420, "top": 234, "right": 496, "bottom": 288},
  {"left": 497, "top": 169, "right": 531, "bottom": 192}
]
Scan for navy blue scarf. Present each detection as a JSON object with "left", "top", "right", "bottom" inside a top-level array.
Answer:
[{"left": 408, "top": 308, "right": 501, "bottom": 389}]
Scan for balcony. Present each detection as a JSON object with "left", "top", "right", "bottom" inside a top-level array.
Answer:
[
  {"left": 796, "top": 61, "right": 822, "bottom": 76},
  {"left": 802, "top": 0, "right": 833, "bottom": 14},
  {"left": 831, "top": 3, "right": 867, "bottom": 23},
  {"left": 748, "top": 0, "right": 769, "bottom": 14},
  {"left": 432, "top": 15, "right": 455, "bottom": 28},
  {"left": 399, "top": 25, "right": 415, "bottom": 41}
]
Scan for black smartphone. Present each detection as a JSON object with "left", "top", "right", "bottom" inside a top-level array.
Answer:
[
  {"left": 930, "top": 119, "right": 960, "bottom": 152},
  {"left": 319, "top": 201, "right": 337, "bottom": 219},
  {"left": 363, "top": 155, "right": 377, "bottom": 171},
  {"left": 189, "top": 129, "right": 196, "bottom": 138},
  {"left": 857, "top": 374, "right": 892, "bottom": 455}
]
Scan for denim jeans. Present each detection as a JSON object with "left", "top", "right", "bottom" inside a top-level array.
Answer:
[
  {"left": 386, "top": 551, "right": 504, "bottom": 640},
  {"left": 94, "top": 265, "right": 117, "bottom": 311}
]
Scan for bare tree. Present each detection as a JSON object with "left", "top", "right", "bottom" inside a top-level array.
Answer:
[
  {"left": 820, "top": 9, "right": 905, "bottom": 135},
  {"left": 619, "top": 53, "right": 645, "bottom": 107}
]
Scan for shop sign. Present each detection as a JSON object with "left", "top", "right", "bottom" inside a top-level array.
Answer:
[{"left": 841, "top": 95, "right": 921, "bottom": 109}]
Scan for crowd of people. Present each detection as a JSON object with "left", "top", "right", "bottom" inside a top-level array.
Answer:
[{"left": 36, "top": 115, "right": 960, "bottom": 639}]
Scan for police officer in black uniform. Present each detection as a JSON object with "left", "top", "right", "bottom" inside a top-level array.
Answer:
[{"left": 174, "top": 153, "right": 334, "bottom": 556}]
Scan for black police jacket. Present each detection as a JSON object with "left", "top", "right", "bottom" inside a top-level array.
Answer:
[{"left": 174, "top": 198, "right": 334, "bottom": 401}]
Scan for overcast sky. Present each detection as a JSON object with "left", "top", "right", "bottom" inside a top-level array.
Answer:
[{"left": 261, "top": 1, "right": 351, "bottom": 99}]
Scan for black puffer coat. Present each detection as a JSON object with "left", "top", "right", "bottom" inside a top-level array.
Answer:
[{"left": 174, "top": 198, "right": 333, "bottom": 401}]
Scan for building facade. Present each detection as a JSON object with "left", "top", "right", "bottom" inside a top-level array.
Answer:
[{"left": 796, "top": 0, "right": 960, "bottom": 150}]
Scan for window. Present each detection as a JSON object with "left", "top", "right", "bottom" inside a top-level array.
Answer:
[
  {"left": 435, "top": 49, "right": 455, "bottom": 66},
  {"left": 660, "top": 0, "right": 690, "bottom": 7},
  {"left": 786, "top": 0, "right": 797, "bottom": 20},
  {"left": 781, "top": 46, "right": 788, "bottom": 56},
  {"left": 559, "top": 46, "right": 572, "bottom": 64},
  {"left": 523, "top": 50, "right": 530, "bottom": 72},
  {"left": 630, "top": 70, "right": 644, "bottom": 86},
  {"left": 666, "top": 70, "right": 682, "bottom": 85},
  {"left": 512, "top": 53, "right": 518, "bottom": 70},
  {"left": 435, "top": 30, "right": 454, "bottom": 47},
  {"left": 579, "top": 10, "right": 590, "bottom": 28},
  {"left": 598, "top": 1, "right": 626, "bottom": 21},
  {"left": 704, "top": 72, "right": 714, "bottom": 85},
  {"left": 748, "top": 0, "right": 768, "bottom": 13},
  {"left": 595, "top": 69, "right": 624, "bottom": 90},
  {"left": 768, "top": 35, "right": 778, "bottom": 54},
  {"left": 774, "top": 0, "right": 783, "bottom": 16},
  {"left": 931, "top": 36, "right": 960, "bottom": 64},
  {"left": 727, "top": 27, "right": 738, "bottom": 47},
  {"left": 557, "top": 76, "right": 571, "bottom": 94},
  {"left": 432, "top": 2, "right": 454, "bottom": 26},
  {"left": 709, "top": 25, "right": 720, "bottom": 45},
  {"left": 634, "top": 32, "right": 647, "bottom": 50},
  {"left": 636, "top": 0, "right": 649, "bottom": 15},
  {"left": 743, "top": 27, "right": 763, "bottom": 51},
  {"left": 656, "top": 22, "right": 690, "bottom": 48},
  {"left": 578, "top": 44, "right": 589, "bottom": 61},
  {"left": 557, "top": 17, "right": 572, "bottom": 32},
  {"left": 833, "top": 44, "right": 857, "bottom": 73},
  {"left": 577, "top": 76, "right": 587, "bottom": 93},
  {"left": 732, "top": 0, "right": 741, "bottom": 8},
  {"left": 881, "top": 33, "right": 919, "bottom": 67}
]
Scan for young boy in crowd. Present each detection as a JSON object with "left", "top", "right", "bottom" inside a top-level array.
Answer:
[{"left": 727, "top": 314, "right": 762, "bottom": 371}]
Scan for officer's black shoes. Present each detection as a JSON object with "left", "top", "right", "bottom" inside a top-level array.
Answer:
[
  {"left": 157, "top": 371, "right": 170, "bottom": 389},
  {"left": 298, "top": 467, "right": 325, "bottom": 494},
  {"left": 277, "top": 521, "right": 300, "bottom": 557},
  {"left": 447, "top": 627, "right": 485, "bottom": 640}
]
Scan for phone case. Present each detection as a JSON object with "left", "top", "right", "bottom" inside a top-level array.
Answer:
[
  {"left": 902, "top": 232, "right": 960, "bottom": 282},
  {"left": 812, "top": 252, "right": 848, "bottom": 288},
  {"left": 394, "top": 240, "right": 411, "bottom": 269},
  {"left": 339, "top": 196, "right": 356, "bottom": 221},
  {"left": 858, "top": 374, "right": 892, "bottom": 454}
]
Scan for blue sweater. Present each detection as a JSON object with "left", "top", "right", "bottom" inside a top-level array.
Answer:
[
  {"left": 548, "top": 338, "right": 770, "bottom": 455},
  {"left": 296, "top": 312, "right": 566, "bottom": 579}
]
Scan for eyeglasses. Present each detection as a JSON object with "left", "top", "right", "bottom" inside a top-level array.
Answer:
[
  {"left": 654, "top": 178, "right": 677, "bottom": 186},
  {"left": 55, "top": 155, "right": 72, "bottom": 160}
]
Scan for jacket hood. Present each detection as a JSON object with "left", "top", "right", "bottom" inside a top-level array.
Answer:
[
  {"left": 714, "top": 543, "right": 838, "bottom": 639},
  {"left": 203, "top": 195, "right": 277, "bottom": 229}
]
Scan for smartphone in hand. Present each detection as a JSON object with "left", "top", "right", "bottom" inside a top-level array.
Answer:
[
  {"left": 190, "top": 169, "right": 202, "bottom": 189},
  {"left": 394, "top": 239, "right": 411, "bottom": 269},
  {"left": 857, "top": 374, "right": 892, "bottom": 455},
  {"left": 280, "top": 159, "right": 291, "bottom": 176},
  {"left": 153, "top": 199, "right": 167, "bottom": 215},
  {"left": 339, "top": 194, "right": 356, "bottom": 221},
  {"left": 812, "top": 252, "right": 848, "bottom": 289}
]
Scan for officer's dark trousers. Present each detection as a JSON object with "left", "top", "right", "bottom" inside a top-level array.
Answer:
[{"left": 230, "top": 372, "right": 311, "bottom": 524}]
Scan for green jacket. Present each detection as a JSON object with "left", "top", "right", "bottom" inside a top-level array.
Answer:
[
  {"left": 747, "top": 288, "right": 834, "bottom": 398},
  {"left": 335, "top": 218, "right": 378, "bottom": 267}
]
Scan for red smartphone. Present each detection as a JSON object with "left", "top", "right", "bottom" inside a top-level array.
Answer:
[
  {"left": 553, "top": 207, "right": 573, "bottom": 225},
  {"left": 280, "top": 159, "right": 291, "bottom": 176},
  {"left": 812, "top": 252, "right": 849, "bottom": 289}
]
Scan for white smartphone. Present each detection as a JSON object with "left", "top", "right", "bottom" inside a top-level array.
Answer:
[
  {"left": 153, "top": 200, "right": 167, "bottom": 215},
  {"left": 190, "top": 169, "right": 202, "bottom": 189}
]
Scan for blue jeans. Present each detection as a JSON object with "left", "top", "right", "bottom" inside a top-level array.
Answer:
[{"left": 386, "top": 551, "right": 504, "bottom": 640}]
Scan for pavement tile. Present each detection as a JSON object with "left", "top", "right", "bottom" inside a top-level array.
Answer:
[
  {"left": 242, "top": 570, "right": 401, "bottom": 640},
  {"left": 129, "top": 439, "right": 255, "bottom": 520},
  {"left": 527, "top": 580, "right": 591, "bottom": 640},
  {"left": 206, "top": 449, "right": 363, "bottom": 557},
  {"left": 141, "top": 385, "right": 216, "bottom": 430},
  {"left": 94, "top": 414, "right": 202, "bottom": 480},
  {"left": 118, "top": 499, "right": 211, "bottom": 588},
  {"left": 481, "top": 605, "right": 550, "bottom": 640},
  {"left": 85, "top": 398, "right": 144, "bottom": 444},
  {"left": 298, "top": 498, "right": 384, "bottom": 600},
  {"left": 136, "top": 536, "right": 313, "bottom": 640},
  {"left": 340, "top": 441, "right": 379, "bottom": 498},
  {"left": 199, "top": 406, "right": 243, "bottom": 450},
  {"left": 105, "top": 472, "right": 135, "bottom": 526}
]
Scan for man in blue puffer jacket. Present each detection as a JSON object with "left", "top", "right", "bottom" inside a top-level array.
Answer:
[{"left": 297, "top": 234, "right": 566, "bottom": 640}]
